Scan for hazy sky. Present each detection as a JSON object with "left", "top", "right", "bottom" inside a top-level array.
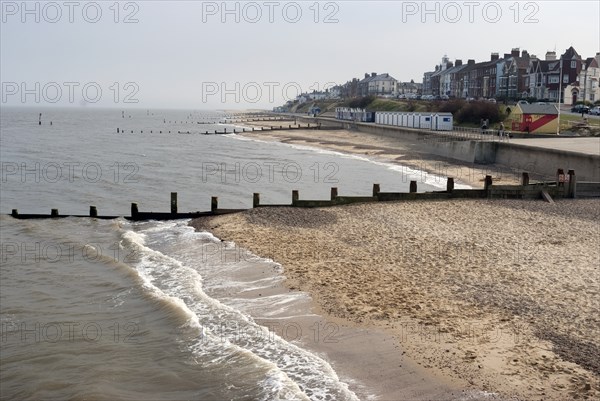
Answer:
[{"left": 1, "top": 0, "right": 599, "bottom": 109}]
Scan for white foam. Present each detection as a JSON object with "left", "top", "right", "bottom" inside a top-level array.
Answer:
[
  {"left": 230, "top": 135, "right": 472, "bottom": 190},
  {"left": 122, "top": 221, "right": 361, "bottom": 401}
]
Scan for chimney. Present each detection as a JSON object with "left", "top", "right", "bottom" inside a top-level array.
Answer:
[
  {"left": 435, "top": 65, "right": 439, "bottom": 71},
  {"left": 371, "top": 72, "right": 377, "bottom": 77},
  {"left": 504, "top": 53, "right": 512, "bottom": 59},
  {"left": 365, "top": 73, "right": 369, "bottom": 78},
  {"left": 521, "top": 50, "right": 529, "bottom": 58},
  {"left": 467, "top": 59, "right": 475, "bottom": 66},
  {"left": 491, "top": 53, "right": 499, "bottom": 61},
  {"left": 511, "top": 48, "right": 520, "bottom": 57},
  {"left": 455, "top": 59, "right": 463, "bottom": 66},
  {"left": 545, "top": 51, "right": 556, "bottom": 61}
]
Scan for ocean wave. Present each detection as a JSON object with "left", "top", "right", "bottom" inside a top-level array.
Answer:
[{"left": 119, "top": 220, "right": 360, "bottom": 401}]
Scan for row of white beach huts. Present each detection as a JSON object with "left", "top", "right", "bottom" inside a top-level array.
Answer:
[{"left": 335, "top": 108, "right": 454, "bottom": 131}]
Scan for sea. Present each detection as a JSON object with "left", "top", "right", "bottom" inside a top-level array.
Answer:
[{"left": 0, "top": 107, "right": 459, "bottom": 400}]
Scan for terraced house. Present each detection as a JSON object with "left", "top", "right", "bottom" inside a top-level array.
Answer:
[
  {"left": 525, "top": 47, "right": 583, "bottom": 102},
  {"left": 358, "top": 72, "right": 398, "bottom": 97}
]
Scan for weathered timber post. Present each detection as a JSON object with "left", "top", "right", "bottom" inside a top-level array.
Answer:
[
  {"left": 211, "top": 197, "right": 218, "bottom": 212},
  {"left": 171, "top": 192, "right": 178, "bottom": 214},
  {"left": 51, "top": 209, "right": 59, "bottom": 217},
  {"left": 521, "top": 172, "right": 530, "bottom": 186},
  {"left": 373, "top": 183, "right": 380, "bottom": 197},
  {"left": 117, "top": 128, "right": 120, "bottom": 133},
  {"left": 90, "top": 206, "right": 98, "bottom": 217},
  {"left": 11, "top": 209, "right": 18, "bottom": 217},
  {"left": 131, "top": 203, "right": 139, "bottom": 219},
  {"left": 447, "top": 177, "right": 454, "bottom": 193},
  {"left": 409, "top": 181, "right": 417, "bottom": 193},
  {"left": 253, "top": 193, "right": 260, "bottom": 208},
  {"left": 292, "top": 190, "right": 299, "bottom": 205},
  {"left": 330, "top": 187, "right": 338, "bottom": 200},
  {"left": 484, "top": 175, "right": 493, "bottom": 191},
  {"left": 567, "top": 170, "right": 576, "bottom": 198}
]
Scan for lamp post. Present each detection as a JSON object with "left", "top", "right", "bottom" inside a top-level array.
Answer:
[
  {"left": 582, "top": 62, "right": 588, "bottom": 105},
  {"left": 504, "top": 61, "right": 510, "bottom": 104},
  {"left": 557, "top": 57, "right": 563, "bottom": 135}
]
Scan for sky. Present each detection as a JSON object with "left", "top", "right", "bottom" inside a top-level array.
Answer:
[{"left": 1, "top": 0, "right": 599, "bottom": 110}]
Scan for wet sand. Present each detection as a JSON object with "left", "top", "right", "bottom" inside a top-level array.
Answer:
[
  {"left": 232, "top": 124, "right": 547, "bottom": 188},
  {"left": 191, "top": 198, "right": 599, "bottom": 401}
]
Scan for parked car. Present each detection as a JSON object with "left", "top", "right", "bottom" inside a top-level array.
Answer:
[
  {"left": 517, "top": 100, "right": 529, "bottom": 105},
  {"left": 571, "top": 104, "right": 590, "bottom": 114},
  {"left": 589, "top": 106, "right": 600, "bottom": 115}
]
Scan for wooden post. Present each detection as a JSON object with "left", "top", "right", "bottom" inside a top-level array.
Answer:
[
  {"left": 171, "top": 192, "right": 178, "bottom": 214},
  {"left": 117, "top": 128, "right": 120, "bottom": 133},
  {"left": 556, "top": 168, "right": 565, "bottom": 186},
  {"left": 446, "top": 177, "right": 454, "bottom": 193},
  {"left": 373, "top": 183, "right": 380, "bottom": 197},
  {"left": 292, "top": 190, "right": 299, "bottom": 205},
  {"left": 567, "top": 169, "right": 576, "bottom": 198},
  {"left": 51, "top": 208, "right": 59, "bottom": 217},
  {"left": 89, "top": 206, "right": 97, "bottom": 217},
  {"left": 521, "top": 172, "right": 530, "bottom": 186},
  {"left": 39, "top": 113, "right": 42, "bottom": 125},
  {"left": 211, "top": 197, "right": 218, "bottom": 212},
  {"left": 253, "top": 193, "right": 260, "bottom": 208},
  {"left": 484, "top": 175, "right": 493, "bottom": 191},
  {"left": 409, "top": 181, "right": 417, "bottom": 193},
  {"left": 11, "top": 209, "right": 18, "bottom": 217},
  {"left": 131, "top": 203, "right": 139, "bottom": 218},
  {"left": 330, "top": 187, "right": 338, "bottom": 200}
]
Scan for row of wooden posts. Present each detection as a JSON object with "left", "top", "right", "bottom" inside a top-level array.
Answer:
[
  {"left": 9, "top": 169, "right": 581, "bottom": 220},
  {"left": 168, "top": 117, "right": 292, "bottom": 125},
  {"left": 116, "top": 123, "right": 321, "bottom": 135}
]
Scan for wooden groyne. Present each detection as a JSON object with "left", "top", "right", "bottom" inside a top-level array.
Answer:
[
  {"left": 8, "top": 170, "right": 600, "bottom": 221},
  {"left": 116, "top": 123, "right": 323, "bottom": 135}
]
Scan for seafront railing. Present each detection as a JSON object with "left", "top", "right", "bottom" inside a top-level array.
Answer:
[{"left": 8, "top": 169, "right": 600, "bottom": 221}]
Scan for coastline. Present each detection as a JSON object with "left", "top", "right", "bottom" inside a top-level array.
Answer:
[
  {"left": 195, "top": 237, "right": 467, "bottom": 400},
  {"left": 191, "top": 199, "right": 599, "bottom": 400},
  {"left": 230, "top": 124, "right": 546, "bottom": 188}
]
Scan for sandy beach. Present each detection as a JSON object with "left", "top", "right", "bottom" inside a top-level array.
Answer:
[
  {"left": 192, "top": 198, "right": 599, "bottom": 400},
  {"left": 231, "top": 123, "right": 546, "bottom": 188},
  {"left": 190, "top": 125, "right": 599, "bottom": 399}
]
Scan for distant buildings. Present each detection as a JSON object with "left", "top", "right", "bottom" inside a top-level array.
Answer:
[
  {"left": 422, "top": 46, "right": 598, "bottom": 103},
  {"left": 358, "top": 73, "right": 398, "bottom": 96},
  {"left": 281, "top": 45, "right": 597, "bottom": 110},
  {"left": 563, "top": 53, "right": 600, "bottom": 105}
]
